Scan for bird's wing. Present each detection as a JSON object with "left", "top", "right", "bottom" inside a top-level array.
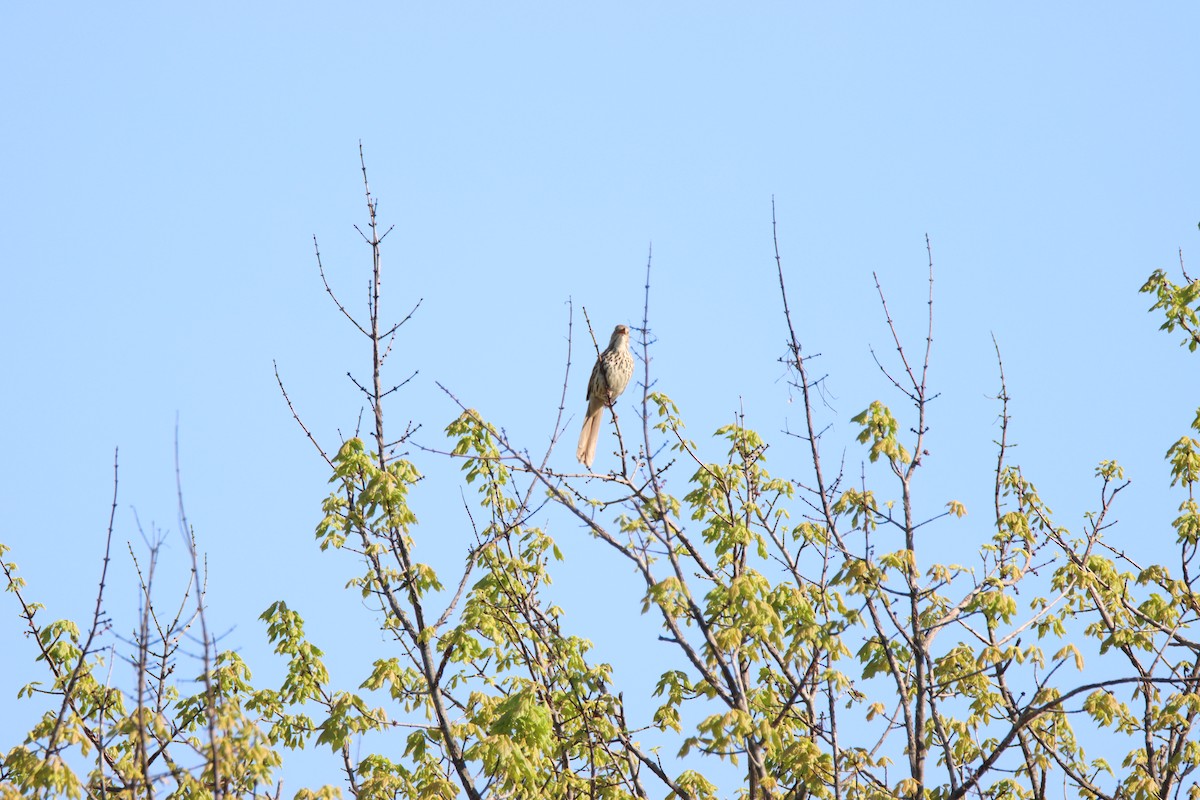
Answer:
[{"left": 585, "top": 357, "right": 603, "bottom": 402}]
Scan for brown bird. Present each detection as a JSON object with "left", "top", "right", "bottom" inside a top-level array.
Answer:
[{"left": 577, "top": 324, "right": 634, "bottom": 468}]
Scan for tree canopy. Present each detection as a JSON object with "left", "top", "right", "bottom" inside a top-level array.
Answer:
[{"left": 4, "top": 164, "right": 1200, "bottom": 800}]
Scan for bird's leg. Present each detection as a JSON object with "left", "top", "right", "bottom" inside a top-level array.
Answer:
[{"left": 606, "top": 390, "right": 619, "bottom": 421}]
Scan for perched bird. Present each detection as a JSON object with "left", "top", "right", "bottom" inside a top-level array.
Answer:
[{"left": 577, "top": 324, "right": 634, "bottom": 468}]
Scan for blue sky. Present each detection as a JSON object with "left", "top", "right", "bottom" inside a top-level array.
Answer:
[{"left": 2, "top": 3, "right": 1198, "bottom": 793}]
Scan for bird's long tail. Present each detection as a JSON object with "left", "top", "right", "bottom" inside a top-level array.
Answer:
[{"left": 576, "top": 399, "right": 603, "bottom": 468}]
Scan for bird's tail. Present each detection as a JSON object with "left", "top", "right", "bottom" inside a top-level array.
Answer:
[{"left": 577, "top": 401, "right": 603, "bottom": 468}]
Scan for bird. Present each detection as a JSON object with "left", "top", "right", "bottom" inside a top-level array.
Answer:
[{"left": 577, "top": 324, "right": 634, "bottom": 469}]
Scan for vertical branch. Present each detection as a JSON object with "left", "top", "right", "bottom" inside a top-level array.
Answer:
[
  {"left": 175, "top": 424, "right": 220, "bottom": 797},
  {"left": 134, "top": 540, "right": 153, "bottom": 800},
  {"left": 991, "top": 335, "right": 1010, "bottom": 524},
  {"left": 540, "top": 299, "right": 576, "bottom": 469},
  {"left": 911, "top": 249, "right": 934, "bottom": 790},
  {"left": 45, "top": 448, "right": 121, "bottom": 759},
  {"left": 773, "top": 198, "right": 837, "bottom": 527},
  {"left": 359, "top": 143, "right": 388, "bottom": 470},
  {"left": 920, "top": 234, "right": 934, "bottom": 408},
  {"left": 639, "top": 244, "right": 656, "bottom": 471},
  {"left": 349, "top": 146, "right": 482, "bottom": 800}
]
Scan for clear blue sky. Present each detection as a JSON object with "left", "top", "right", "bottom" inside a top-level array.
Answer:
[{"left": 2, "top": 3, "right": 1198, "bottom": 793}]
